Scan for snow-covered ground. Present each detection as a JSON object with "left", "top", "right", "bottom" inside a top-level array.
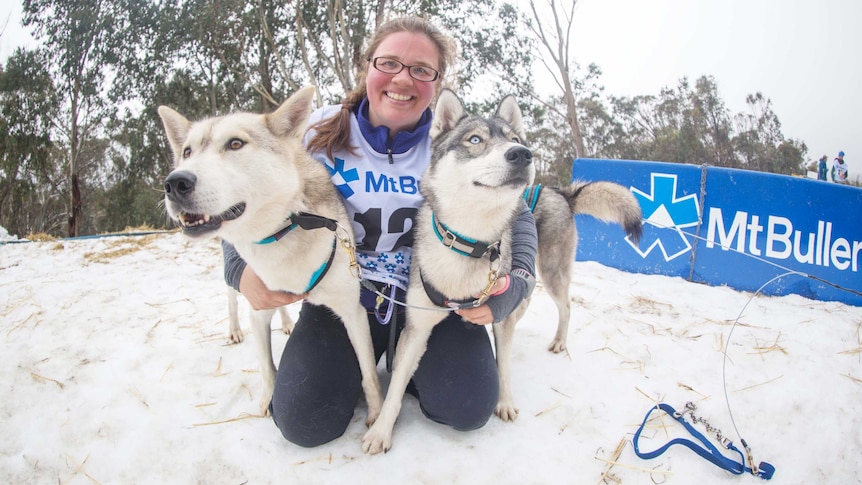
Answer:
[{"left": 1, "top": 230, "right": 860, "bottom": 484}]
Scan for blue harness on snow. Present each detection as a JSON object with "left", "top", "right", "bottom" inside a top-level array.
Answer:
[{"left": 633, "top": 403, "right": 775, "bottom": 480}]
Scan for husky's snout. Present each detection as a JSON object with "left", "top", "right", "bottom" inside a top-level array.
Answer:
[
  {"left": 164, "top": 170, "right": 197, "bottom": 203},
  {"left": 163, "top": 169, "right": 246, "bottom": 237},
  {"left": 500, "top": 145, "right": 534, "bottom": 187},
  {"left": 505, "top": 146, "right": 532, "bottom": 167}
]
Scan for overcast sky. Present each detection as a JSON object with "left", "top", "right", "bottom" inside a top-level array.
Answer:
[
  {"left": 3, "top": 1, "right": 860, "bottom": 175},
  {"left": 1, "top": 6, "right": 31, "bottom": 58},
  {"left": 566, "top": 0, "right": 860, "bottom": 173}
]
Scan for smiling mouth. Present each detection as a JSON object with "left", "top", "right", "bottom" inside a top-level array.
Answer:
[
  {"left": 386, "top": 91, "right": 414, "bottom": 102},
  {"left": 175, "top": 202, "right": 246, "bottom": 237}
]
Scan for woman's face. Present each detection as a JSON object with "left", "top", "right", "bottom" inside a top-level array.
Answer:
[{"left": 365, "top": 31, "right": 441, "bottom": 137}]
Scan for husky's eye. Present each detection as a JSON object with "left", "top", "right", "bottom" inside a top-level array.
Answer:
[
  {"left": 227, "top": 138, "right": 245, "bottom": 150},
  {"left": 511, "top": 136, "right": 522, "bottom": 144},
  {"left": 468, "top": 135, "right": 482, "bottom": 145},
  {"left": 182, "top": 147, "right": 191, "bottom": 159}
]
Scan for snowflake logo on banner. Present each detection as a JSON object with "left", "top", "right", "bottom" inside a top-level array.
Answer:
[{"left": 628, "top": 173, "right": 700, "bottom": 261}]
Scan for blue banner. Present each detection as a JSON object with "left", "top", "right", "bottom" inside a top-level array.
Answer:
[{"left": 571, "top": 158, "right": 862, "bottom": 306}]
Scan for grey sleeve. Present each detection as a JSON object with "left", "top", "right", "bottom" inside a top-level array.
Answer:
[
  {"left": 486, "top": 202, "right": 538, "bottom": 323},
  {"left": 222, "top": 240, "right": 247, "bottom": 291}
]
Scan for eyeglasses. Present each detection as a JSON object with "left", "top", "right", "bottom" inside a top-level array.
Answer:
[{"left": 369, "top": 57, "right": 440, "bottom": 82}]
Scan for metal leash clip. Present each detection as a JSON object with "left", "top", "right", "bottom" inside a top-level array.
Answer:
[{"left": 335, "top": 223, "right": 362, "bottom": 280}]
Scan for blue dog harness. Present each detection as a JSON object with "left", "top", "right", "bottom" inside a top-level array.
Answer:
[
  {"left": 633, "top": 403, "right": 775, "bottom": 480},
  {"left": 422, "top": 212, "right": 502, "bottom": 309},
  {"left": 522, "top": 184, "right": 543, "bottom": 213},
  {"left": 254, "top": 212, "right": 339, "bottom": 293},
  {"left": 431, "top": 212, "right": 500, "bottom": 261}
]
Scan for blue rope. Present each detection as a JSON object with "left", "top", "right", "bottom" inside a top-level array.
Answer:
[
  {"left": 633, "top": 403, "right": 775, "bottom": 480},
  {"left": 0, "top": 230, "right": 175, "bottom": 245}
]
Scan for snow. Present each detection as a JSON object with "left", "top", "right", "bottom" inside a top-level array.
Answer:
[{"left": 1, "top": 228, "right": 860, "bottom": 484}]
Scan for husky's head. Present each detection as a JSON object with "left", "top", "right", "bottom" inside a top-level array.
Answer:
[
  {"left": 159, "top": 86, "right": 316, "bottom": 241},
  {"left": 426, "top": 90, "right": 535, "bottom": 213}
]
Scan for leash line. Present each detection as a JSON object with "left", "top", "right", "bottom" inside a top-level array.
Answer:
[
  {"left": 359, "top": 279, "right": 455, "bottom": 314},
  {"left": 0, "top": 229, "right": 177, "bottom": 245},
  {"left": 721, "top": 271, "right": 797, "bottom": 442},
  {"left": 714, "top": 270, "right": 797, "bottom": 479}
]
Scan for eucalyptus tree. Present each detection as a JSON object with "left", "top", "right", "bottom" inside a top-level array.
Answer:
[
  {"left": 733, "top": 92, "right": 806, "bottom": 175},
  {"left": 600, "top": 77, "right": 806, "bottom": 174},
  {"left": 526, "top": 62, "right": 605, "bottom": 184},
  {"left": 21, "top": 0, "right": 132, "bottom": 236},
  {"left": 290, "top": 0, "right": 536, "bottom": 106},
  {"left": 691, "top": 76, "right": 735, "bottom": 168},
  {"left": 521, "top": 0, "right": 586, "bottom": 160},
  {"left": 15, "top": 0, "right": 542, "bottom": 235},
  {"left": 101, "top": 0, "right": 538, "bottom": 233},
  {"left": 0, "top": 47, "right": 59, "bottom": 236}
]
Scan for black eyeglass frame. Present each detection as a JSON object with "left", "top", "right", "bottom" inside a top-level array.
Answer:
[{"left": 369, "top": 57, "right": 440, "bottom": 82}]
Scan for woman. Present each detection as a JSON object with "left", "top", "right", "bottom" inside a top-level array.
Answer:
[{"left": 223, "top": 16, "right": 538, "bottom": 447}]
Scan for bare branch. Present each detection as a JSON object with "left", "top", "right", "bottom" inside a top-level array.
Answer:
[
  {"left": 260, "top": 0, "right": 299, "bottom": 94},
  {"left": 528, "top": 0, "right": 585, "bottom": 158}
]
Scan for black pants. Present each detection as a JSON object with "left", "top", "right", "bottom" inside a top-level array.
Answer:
[{"left": 269, "top": 289, "right": 499, "bottom": 447}]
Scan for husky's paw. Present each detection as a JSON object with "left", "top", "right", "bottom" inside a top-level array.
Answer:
[
  {"left": 260, "top": 382, "right": 275, "bottom": 416},
  {"left": 362, "top": 424, "right": 392, "bottom": 455},
  {"left": 363, "top": 388, "right": 383, "bottom": 427},
  {"left": 278, "top": 307, "right": 295, "bottom": 335},
  {"left": 229, "top": 329, "right": 244, "bottom": 344},
  {"left": 259, "top": 394, "right": 272, "bottom": 416},
  {"left": 365, "top": 403, "right": 381, "bottom": 427},
  {"left": 260, "top": 391, "right": 272, "bottom": 416},
  {"left": 548, "top": 339, "right": 567, "bottom": 353},
  {"left": 495, "top": 401, "right": 519, "bottom": 422}
]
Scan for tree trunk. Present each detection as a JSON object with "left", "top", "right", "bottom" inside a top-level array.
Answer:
[
  {"left": 560, "top": 71, "right": 585, "bottom": 159},
  {"left": 68, "top": 173, "right": 81, "bottom": 237},
  {"left": 530, "top": 0, "right": 586, "bottom": 159}
]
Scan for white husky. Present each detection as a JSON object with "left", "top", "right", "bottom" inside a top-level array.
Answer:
[
  {"left": 362, "top": 90, "right": 642, "bottom": 454},
  {"left": 159, "top": 87, "right": 381, "bottom": 423}
]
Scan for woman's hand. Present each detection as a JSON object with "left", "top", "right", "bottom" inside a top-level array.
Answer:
[
  {"left": 239, "top": 266, "right": 306, "bottom": 310},
  {"left": 455, "top": 276, "right": 509, "bottom": 325},
  {"left": 456, "top": 304, "right": 495, "bottom": 325}
]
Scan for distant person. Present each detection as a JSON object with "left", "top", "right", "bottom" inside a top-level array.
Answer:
[
  {"left": 817, "top": 155, "right": 828, "bottom": 180},
  {"left": 831, "top": 151, "right": 849, "bottom": 184}
]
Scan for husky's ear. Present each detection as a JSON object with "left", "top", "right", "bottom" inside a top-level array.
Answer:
[
  {"left": 430, "top": 89, "right": 466, "bottom": 140},
  {"left": 157, "top": 106, "right": 191, "bottom": 159},
  {"left": 495, "top": 95, "right": 526, "bottom": 142},
  {"left": 268, "top": 86, "right": 316, "bottom": 138}
]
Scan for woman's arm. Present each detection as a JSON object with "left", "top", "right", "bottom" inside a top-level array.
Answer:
[
  {"left": 222, "top": 240, "right": 306, "bottom": 310},
  {"left": 457, "top": 203, "right": 538, "bottom": 325}
]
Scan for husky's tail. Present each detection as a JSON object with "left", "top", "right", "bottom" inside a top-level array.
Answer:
[{"left": 561, "top": 181, "right": 643, "bottom": 243}]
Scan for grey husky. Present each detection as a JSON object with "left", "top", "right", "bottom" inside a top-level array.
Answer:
[
  {"left": 362, "top": 89, "right": 643, "bottom": 454},
  {"left": 159, "top": 87, "right": 382, "bottom": 423}
]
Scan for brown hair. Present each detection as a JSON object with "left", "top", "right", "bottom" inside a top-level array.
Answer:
[{"left": 306, "top": 16, "right": 457, "bottom": 160}]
